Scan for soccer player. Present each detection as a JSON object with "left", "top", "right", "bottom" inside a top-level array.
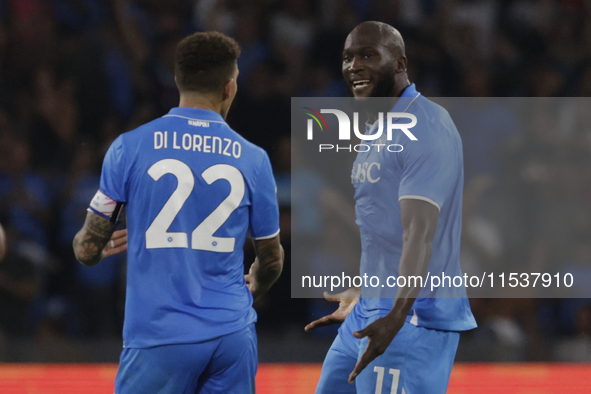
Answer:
[
  {"left": 305, "top": 22, "right": 477, "bottom": 393},
  {"left": 73, "top": 32, "right": 283, "bottom": 393}
]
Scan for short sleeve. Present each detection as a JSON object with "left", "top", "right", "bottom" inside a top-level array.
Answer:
[
  {"left": 99, "top": 136, "right": 128, "bottom": 203},
  {"left": 249, "top": 153, "right": 280, "bottom": 239},
  {"left": 397, "top": 138, "right": 461, "bottom": 211}
]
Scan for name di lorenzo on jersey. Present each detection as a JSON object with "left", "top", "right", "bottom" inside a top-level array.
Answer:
[{"left": 153, "top": 128, "right": 242, "bottom": 158}]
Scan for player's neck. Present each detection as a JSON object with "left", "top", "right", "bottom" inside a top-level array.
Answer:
[
  {"left": 364, "top": 80, "right": 410, "bottom": 123},
  {"left": 178, "top": 94, "right": 223, "bottom": 116}
]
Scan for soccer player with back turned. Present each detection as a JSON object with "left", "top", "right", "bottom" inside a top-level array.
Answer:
[
  {"left": 73, "top": 32, "right": 283, "bottom": 393},
  {"left": 305, "top": 22, "right": 477, "bottom": 393}
]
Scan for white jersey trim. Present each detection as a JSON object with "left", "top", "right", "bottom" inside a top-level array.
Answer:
[
  {"left": 253, "top": 229, "right": 280, "bottom": 240},
  {"left": 163, "top": 114, "right": 227, "bottom": 125},
  {"left": 399, "top": 195, "right": 441, "bottom": 211},
  {"left": 410, "top": 309, "right": 418, "bottom": 326}
]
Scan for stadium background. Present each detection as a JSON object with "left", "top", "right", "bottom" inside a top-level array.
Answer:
[{"left": 0, "top": 0, "right": 590, "bottom": 391}]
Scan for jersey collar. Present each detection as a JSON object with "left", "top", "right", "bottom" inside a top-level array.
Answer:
[
  {"left": 391, "top": 83, "right": 421, "bottom": 113},
  {"left": 167, "top": 107, "right": 227, "bottom": 124},
  {"left": 401, "top": 83, "right": 419, "bottom": 98},
  {"left": 365, "top": 83, "right": 421, "bottom": 133}
]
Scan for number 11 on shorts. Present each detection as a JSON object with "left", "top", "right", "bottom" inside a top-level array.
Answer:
[{"left": 374, "top": 366, "right": 400, "bottom": 394}]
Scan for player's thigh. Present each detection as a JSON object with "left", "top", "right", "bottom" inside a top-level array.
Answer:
[
  {"left": 115, "top": 342, "right": 215, "bottom": 394},
  {"left": 315, "top": 338, "right": 357, "bottom": 394},
  {"left": 355, "top": 322, "right": 460, "bottom": 394},
  {"left": 197, "top": 323, "right": 258, "bottom": 394},
  {"left": 316, "top": 312, "right": 364, "bottom": 394}
]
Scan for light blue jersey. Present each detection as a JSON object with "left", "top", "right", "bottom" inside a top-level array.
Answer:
[
  {"left": 97, "top": 107, "right": 279, "bottom": 349},
  {"left": 351, "top": 84, "right": 476, "bottom": 332}
]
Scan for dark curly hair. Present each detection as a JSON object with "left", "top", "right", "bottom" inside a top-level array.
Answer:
[{"left": 175, "top": 31, "right": 241, "bottom": 94}]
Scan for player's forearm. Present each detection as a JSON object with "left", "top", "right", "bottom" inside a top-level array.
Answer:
[
  {"left": 73, "top": 240, "right": 101, "bottom": 267},
  {"left": 388, "top": 229, "right": 434, "bottom": 319},
  {"left": 73, "top": 212, "right": 117, "bottom": 267},
  {"left": 73, "top": 230, "right": 106, "bottom": 266},
  {"left": 252, "top": 236, "right": 284, "bottom": 293},
  {"left": 388, "top": 200, "right": 439, "bottom": 320}
]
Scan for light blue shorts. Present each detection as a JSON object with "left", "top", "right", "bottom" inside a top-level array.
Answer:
[
  {"left": 115, "top": 323, "right": 257, "bottom": 394},
  {"left": 316, "top": 307, "right": 459, "bottom": 394}
]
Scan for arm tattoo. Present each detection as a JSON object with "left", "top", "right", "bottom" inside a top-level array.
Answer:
[{"left": 73, "top": 212, "right": 117, "bottom": 266}]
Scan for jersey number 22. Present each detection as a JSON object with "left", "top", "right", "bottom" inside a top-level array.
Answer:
[{"left": 145, "top": 159, "right": 244, "bottom": 253}]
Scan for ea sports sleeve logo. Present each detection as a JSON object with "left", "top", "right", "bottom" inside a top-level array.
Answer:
[{"left": 303, "top": 108, "right": 417, "bottom": 152}]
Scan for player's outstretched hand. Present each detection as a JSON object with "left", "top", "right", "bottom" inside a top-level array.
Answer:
[
  {"left": 101, "top": 229, "right": 128, "bottom": 259},
  {"left": 304, "top": 287, "right": 360, "bottom": 332},
  {"left": 348, "top": 314, "right": 405, "bottom": 383}
]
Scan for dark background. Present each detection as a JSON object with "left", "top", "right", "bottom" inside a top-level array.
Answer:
[{"left": 0, "top": 0, "right": 590, "bottom": 363}]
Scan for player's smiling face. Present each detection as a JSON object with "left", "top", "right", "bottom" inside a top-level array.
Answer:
[{"left": 342, "top": 28, "right": 397, "bottom": 98}]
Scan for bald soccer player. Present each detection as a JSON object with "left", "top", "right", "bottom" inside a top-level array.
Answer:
[{"left": 305, "top": 22, "right": 477, "bottom": 394}]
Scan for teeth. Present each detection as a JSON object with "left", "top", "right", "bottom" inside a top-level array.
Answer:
[{"left": 353, "top": 80, "right": 370, "bottom": 88}]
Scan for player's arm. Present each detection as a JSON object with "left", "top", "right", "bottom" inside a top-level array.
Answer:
[
  {"left": 389, "top": 198, "right": 438, "bottom": 312},
  {"left": 245, "top": 234, "right": 284, "bottom": 300},
  {"left": 73, "top": 211, "right": 128, "bottom": 267},
  {"left": 349, "top": 198, "right": 438, "bottom": 382}
]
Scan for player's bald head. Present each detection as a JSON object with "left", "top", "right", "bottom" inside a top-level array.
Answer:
[
  {"left": 346, "top": 21, "right": 405, "bottom": 58},
  {"left": 342, "top": 21, "right": 409, "bottom": 98}
]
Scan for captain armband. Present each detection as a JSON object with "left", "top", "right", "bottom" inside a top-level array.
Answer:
[{"left": 88, "top": 189, "right": 124, "bottom": 224}]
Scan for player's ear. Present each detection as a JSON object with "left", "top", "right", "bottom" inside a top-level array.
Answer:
[
  {"left": 222, "top": 79, "right": 232, "bottom": 101},
  {"left": 174, "top": 75, "right": 182, "bottom": 92},
  {"left": 222, "top": 65, "right": 239, "bottom": 102},
  {"left": 395, "top": 56, "right": 407, "bottom": 74}
]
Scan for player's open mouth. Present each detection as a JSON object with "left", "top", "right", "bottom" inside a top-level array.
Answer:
[
  {"left": 352, "top": 80, "right": 370, "bottom": 88},
  {"left": 352, "top": 79, "right": 372, "bottom": 95}
]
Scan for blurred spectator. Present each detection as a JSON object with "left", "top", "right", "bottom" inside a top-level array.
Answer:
[
  {"left": 151, "top": 34, "right": 181, "bottom": 114},
  {"left": 27, "top": 67, "right": 77, "bottom": 173},
  {"left": 0, "top": 136, "right": 53, "bottom": 250},
  {"left": 272, "top": 135, "right": 291, "bottom": 208},
  {"left": 0, "top": 224, "right": 40, "bottom": 338},
  {"left": 270, "top": 0, "right": 315, "bottom": 49},
  {"left": 460, "top": 175, "right": 504, "bottom": 277},
  {"left": 234, "top": 12, "right": 268, "bottom": 84},
  {"left": 554, "top": 304, "right": 591, "bottom": 361}
]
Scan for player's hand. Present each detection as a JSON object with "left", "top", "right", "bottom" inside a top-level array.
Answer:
[
  {"left": 304, "top": 288, "right": 360, "bottom": 332},
  {"left": 101, "top": 229, "right": 128, "bottom": 259},
  {"left": 348, "top": 314, "right": 405, "bottom": 383},
  {"left": 245, "top": 258, "right": 263, "bottom": 300}
]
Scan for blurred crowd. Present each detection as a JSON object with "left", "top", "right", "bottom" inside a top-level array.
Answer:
[{"left": 0, "top": 0, "right": 590, "bottom": 362}]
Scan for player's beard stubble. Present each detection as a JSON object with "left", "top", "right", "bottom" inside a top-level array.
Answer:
[{"left": 370, "top": 69, "right": 397, "bottom": 98}]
